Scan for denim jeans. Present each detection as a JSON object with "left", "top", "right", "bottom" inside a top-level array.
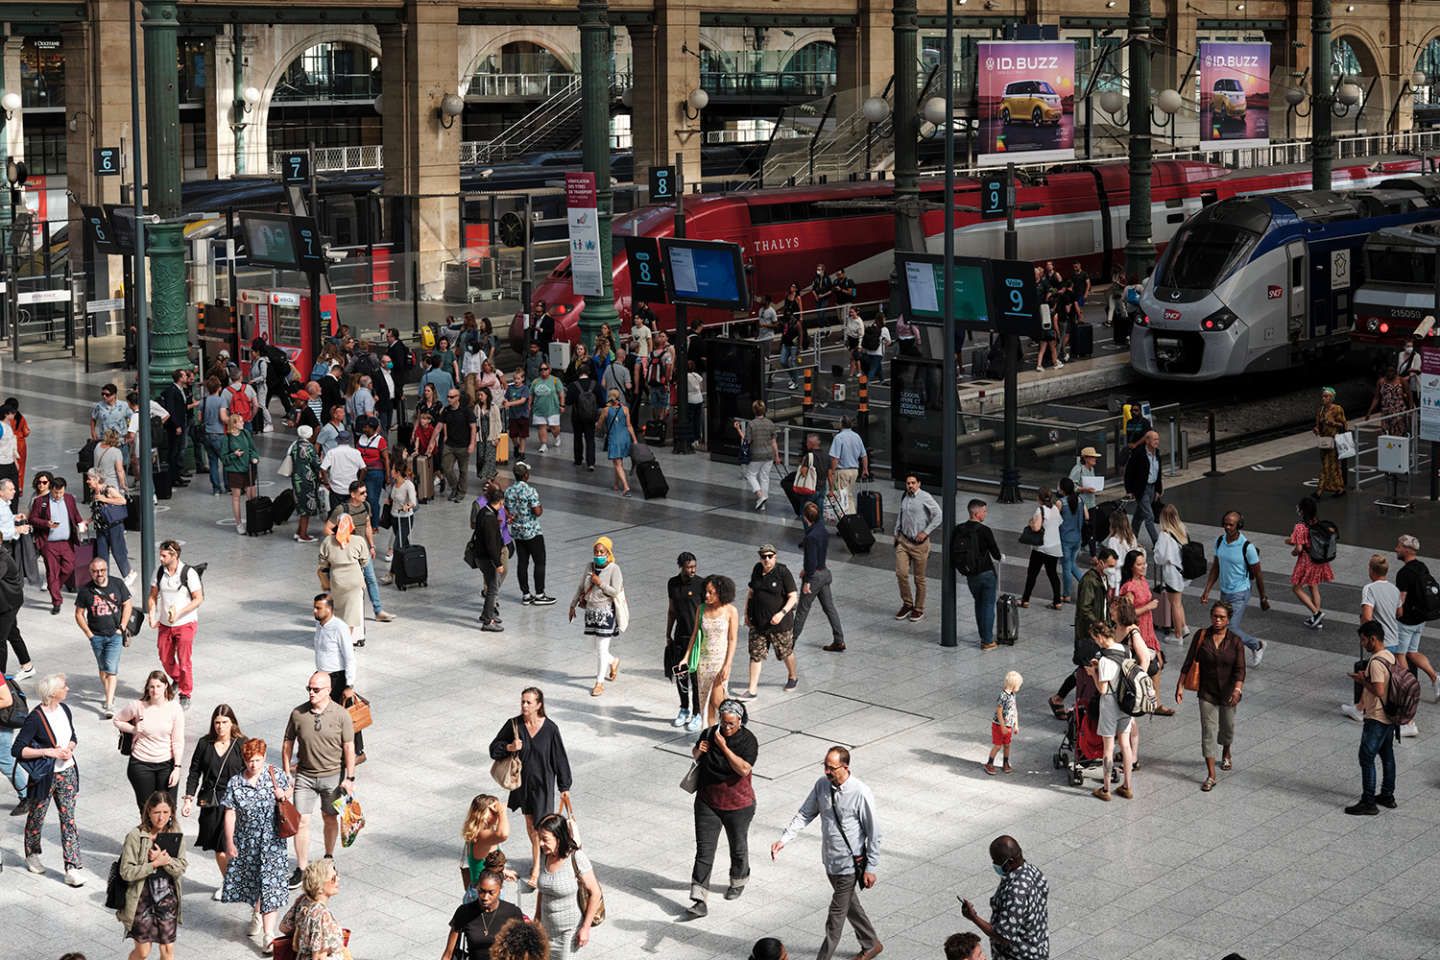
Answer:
[
  {"left": 690, "top": 799, "right": 754, "bottom": 902},
  {"left": 778, "top": 344, "right": 799, "bottom": 379},
  {"left": 967, "top": 569, "right": 998, "bottom": 645},
  {"left": 1133, "top": 484, "right": 1160, "bottom": 546},
  {"left": 1221, "top": 588, "right": 1260, "bottom": 652},
  {"left": 1059, "top": 535, "right": 1083, "bottom": 596},
  {"left": 1359, "top": 717, "right": 1397, "bottom": 804},
  {"left": 95, "top": 520, "right": 131, "bottom": 578},
  {"left": 364, "top": 468, "right": 385, "bottom": 528},
  {"left": 204, "top": 431, "right": 226, "bottom": 493},
  {"left": 362, "top": 558, "right": 385, "bottom": 615},
  {"left": 864, "top": 353, "right": 883, "bottom": 382},
  {"left": 0, "top": 727, "right": 28, "bottom": 799}
]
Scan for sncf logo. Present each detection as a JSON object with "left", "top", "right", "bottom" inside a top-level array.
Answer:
[{"left": 1162, "top": 309, "right": 1182, "bottom": 322}]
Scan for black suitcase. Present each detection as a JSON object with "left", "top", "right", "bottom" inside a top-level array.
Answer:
[
  {"left": 1070, "top": 322, "right": 1094, "bottom": 359},
  {"left": 1089, "top": 500, "right": 1120, "bottom": 544},
  {"left": 393, "top": 544, "right": 428, "bottom": 590},
  {"left": 76, "top": 439, "right": 97, "bottom": 475},
  {"left": 1112, "top": 310, "right": 1133, "bottom": 347},
  {"left": 636, "top": 458, "right": 668, "bottom": 499},
  {"left": 642, "top": 419, "right": 668, "bottom": 444},
  {"left": 153, "top": 469, "right": 173, "bottom": 501},
  {"left": 245, "top": 495, "right": 274, "bottom": 536},
  {"left": 123, "top": 502, "right": 140, "bottom": 532},
  {"left": 836, "top": 513, "right": 876, "bottom": 555},
  {"left": 780, "top": 470, "right": 806, "bottom": 518},
  {"left": 271, "top": 489, "right": 297, "bottom": 525},
  {"left": 856, "top": 489, "right": 883, "bottom": 532},
  {"left": 996, "top": 593, "right": 1020, "bottom": 644},
  {"left": 397, "top": 421, "right": 414, "bottom": 452}
]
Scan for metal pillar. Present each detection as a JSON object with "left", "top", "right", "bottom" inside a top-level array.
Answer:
[
  {"left": 999, "top": 162, "right": 1022, "bottom": 504},
  {"left": 891, "top": 0, "right": 921, "bottom": 317},
  {"left": 939, "top": 0, "right": 957, "bottom": 648},
  {"left": 141, "top": 0, "right": 188, "bottom": 398},
  {"left": 578, "top": 0, "right": 617, "bottom": 348},
  {"left": 1311, "top": 0, "right": 1333, "bottom": 190},
  {"left": 129, "top": 0, "right": 155, "bottom": 592},
  {"left": 232, "top": 23, "right": 246, "bottom": 174},
  {"left": 672, "top": 151, "right": 693, "bottom": 454},
  {"left": 1124, "top": 0, "right": 1156, "bottom": 281}
]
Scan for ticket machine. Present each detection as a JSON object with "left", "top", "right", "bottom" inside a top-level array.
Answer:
[{"left": 235, "top": 287, "right": 336, "bottom": 378}]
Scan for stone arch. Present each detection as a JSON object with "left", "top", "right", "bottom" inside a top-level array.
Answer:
[
  {"left": 249, "top": 27, "right": 382, "bottom": 160},
  {"left": 1332, "top": 30, "right": 1388, "bottom": 132},
  {"left": 460, "top": 29, "right": 577, "bottom": 92}
]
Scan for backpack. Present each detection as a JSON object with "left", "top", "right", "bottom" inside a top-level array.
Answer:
[
  {"left": 1179, "top": 539, "right": 1208, "bottom": 580},
  {"left": 1411, "top": 565, "right": 1440, "bottom": 622},
  {"left": 953, "top": 523, "right": 984, "bottom": 577},
  {"left": 1307, "top": 520, "right": 1339, "bottom": 564},
  {"left": 1102, "top": 648, "right": 1158, "bottom": 717},
  {"left": 0, "top": 674, "right": 29, "bottom": 728},
  {"left": 266, "top": 345, "right": 292, "bottom": 380},
  {"left": 1382, "top": 657, "right": 1421, "bottom": 727},
  {"left": 155, "top": 562, "right": 206, "bottom": 599},
  {"left": 862, "top": 325, "right": 881, "bottom": 351},
  {"left": 574, "top": 385, "right": 598, "bottom": 423},
  {"left": 224, "top": 384, "right": 254, "bottom": 423}
]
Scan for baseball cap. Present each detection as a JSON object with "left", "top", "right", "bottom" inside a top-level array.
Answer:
[{"left": 757, "top": 543, "right": 777, "bottom": 556}]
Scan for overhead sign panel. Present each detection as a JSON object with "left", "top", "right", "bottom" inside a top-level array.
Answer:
[
  {"left": 1199, "top": 41, "right": 1271, "bottom": 150},
  {"left": 976, "top": 40, "right": 1076, "bottom": 167},
  {"left": 624, "top": 236, "right": 667, "bottom": 305},
  {"left": 898, "top": 254, "right": 1043, "bottom": 338}
]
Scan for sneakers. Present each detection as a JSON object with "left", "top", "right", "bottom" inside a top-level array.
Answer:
[
  {"left": 10, "top": 798, "right": 28, "bottom": 817},
  {"left": 783, "top": 677, "right": 799, "bottom": 692},
  {"left": 908, "top": 608, "right": 925, "bottom": 623},
  {"left": 236, "top": 523, "right": 246, "bottom": 536},
  {"left": 249, "top": 910, "right": 265, "bottom": 940},
  {"left": 755, "top": 497, "right": 768, "bottom": 512},
  {"left": 1432, "top": 677, "right": 1440, "bottom": 703},
  {"left": 539, "top": 444, "right": 548, "bottom": 454},
  {"left": 687, "top": 899, "right": 708, "bottom": 918},
  {"left": 288, "top": 868, "right": 303, "bottom": 889},
  {"left": 380, "top": 574, "right": 395, "bottom": 586},
  {"left": 1305, "top": 610, "right": 1326, "bottom": 629},
  {"left": 1251, "top": 640, "right": 1265, "bottom": 667},
  {"left": 480, "top": 622, "right": 504, "bottom": 633},
  {"left": 522, "top": 594, "right": 536, "bottom": 605},
  {"left": 1402, "top": 721, "right": 1419, "bottom": 737},
  {"left": 686, "top": 713, "right": 703, "bottom": 733},
  {"left": 102, "top": 702, "right": 115, "bottom": 719},
  {"left": 179, "top": 695, "right": 191, "bottom": 710},
  {"left": 14, "top": 665, "right": 34, "bottom": 681},
  {"left": 64, "top": 867, "right": 85, "bottom": 887},
  {"left": 533, "top": 594, "right": 557, "bottom": 606},
  {"left": 1340, "top": 703, "right": 1364, "bottom": 722},
  {"left": 894, "top": 604, "right": 914, "bottom": 620},
  {"left": 213, "top": 887, "right": 225, "bottom": 901},
  {"left": 1344, "top": 801, "right": 1379, "bottom": 816},
  {"left": 123, "top": 571, "right": 138, "bottom": 588},
  {"left": 375, "top": 611, "right": 397, "bottom": 622},
  {"left": 672, "top": 709, "right": 691, "bottom": 728},
  {"left": 733, "top": 690, "right": 757, "bottom": 701},
  {"left": 25, "top": 853, "right": 42, "bottom": 874}
]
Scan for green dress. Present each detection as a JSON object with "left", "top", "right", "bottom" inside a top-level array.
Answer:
[{"left": 291, "top": 439, "right": 322, "bottom": 518}]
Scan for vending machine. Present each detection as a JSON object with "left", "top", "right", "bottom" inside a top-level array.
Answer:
[{"left": 234, "top": 287, "right": 336, "bottom": 378}]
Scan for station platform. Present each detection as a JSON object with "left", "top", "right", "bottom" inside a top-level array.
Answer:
[{"left": 7, "top": 356, "right": 1439, "bottom": 960}]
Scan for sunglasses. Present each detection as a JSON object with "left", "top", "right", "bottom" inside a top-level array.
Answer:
[{"left": 305, "top": 685, "right": 326, "bottom": 693}]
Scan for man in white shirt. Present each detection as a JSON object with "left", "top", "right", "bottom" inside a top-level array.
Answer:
[
  {"left": 1346, "top": 554, "right": 1405, "bottom": 724},
  {"left": 320, "top": 432, "right": 367, "bottom": 505},
  {"left": 146, "top": 540, "right": 204, "bottom": 708}
]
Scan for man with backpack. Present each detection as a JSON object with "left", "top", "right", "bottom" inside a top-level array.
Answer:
[
  {"left": 219, "top": 367, "right": 259, "bottom": 434},
  {"left": 1200, "top": 511, "right": 1271, "bottom": 667},
  {"left": 952, "top": 499, "right": 1002, "bottom": 650},
  {"left": 1345, "top": 621, "right": 1411, "bottom": 815},
  {"left": 1394, "top": 534, "right": 1440, "bottom": 704},
  {"left": 146, "top": 540, "right": 204, "bottom": 709},
  {"left": 567, "top": 369, "right": 599, "bottom": 470}
]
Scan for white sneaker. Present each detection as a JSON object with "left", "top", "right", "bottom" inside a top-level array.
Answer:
[
  {"left": 539, "top": 444, "right": 548, "bottom": 454},
  {"left": 213, "top": 887, "right": 225, "bottom": 901},
  {"left": 64, "top": 867, "right": 85, "bottom": 887},
  {"left": 1340, "top": 703, "right": 1364, "bottom": 722},
  {"left": 25, "top": 853, "right": 43, "bottom": 874},
  {"left": 1251, "top": 640, "right": 1265, "bottom": 667},
  {"left": 1402, "top": 721, "right": 1420, "bottom": 737},
  {"left": 249, "top": 910, "right": 264, "bottom": 941},
  {"left": 235, "top": 524, "right": 246, "bottom": 536},
  {"left": 14, "top": 665, "right": 34, "bottom": 680},
  {"left": 1054, "top": 360, "right": 1064, "bottom": 369},
  {"left": 1431, "top": 677, "right": 1440, "bottom": 703},
  {"left": 672, "top": 709, "right": 691, "bottom": 728},
  {"left": 123, "top": 571, "right": 138, "bottom": 588}
]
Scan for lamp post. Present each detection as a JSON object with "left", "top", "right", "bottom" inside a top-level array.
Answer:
[
  {"left": 1124, "top": 0, "right": 1156, "bottom": 282},
  {"left": 892, "top": 0, "right": 921, "bottom": 318},
  {"left": 1286, "top": 72, "right": 1361, "bottom": 180},
  {"left": 1312, "top": 0, "right": 1333, "bottom": 189},
  {"left": 862, "top": 96, "right": 889, "bottom": 172},
  {"left": 578, "top": 0, "right": 617, "bottom": 350},
  {"left": 231, "top": 84, "right": 260, "bottom": 174}
]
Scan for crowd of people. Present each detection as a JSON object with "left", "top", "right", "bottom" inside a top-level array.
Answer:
[{"left": 3, "top": 302, "right": 1437, "bottom": 960}]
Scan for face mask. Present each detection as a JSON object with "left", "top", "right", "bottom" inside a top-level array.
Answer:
[
  {"left": 993, "top": 863, "right": 1007, "bottom": 877},
  {"left": 593, "top": 556, "right": 608, "bottom": 568}
]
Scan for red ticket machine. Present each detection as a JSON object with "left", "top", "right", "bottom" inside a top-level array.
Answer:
[{"left": 235, "top": 287, "right": 336, "bottom": 379}]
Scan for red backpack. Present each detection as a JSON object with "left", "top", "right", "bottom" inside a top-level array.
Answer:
[{"left": 225, "top": 385, "right": 254, "bottom": 422}]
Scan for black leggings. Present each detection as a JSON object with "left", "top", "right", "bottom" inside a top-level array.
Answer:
[
  {"left": 1021, "top": 550, "right": 1060, "bottom": 603},
  {"left": 329, "top": 669, "right": 365, "bottom": 756},
  {"left": 0, "top": 606, "right": 30, "bottom": 673},
  {"left": 664, "top": 640, "right": 703, "bottom": 712},
  {"left": 127, "top": 758, "right": 177, "bottom": 811},
  {"left": 515, "top": 535, "right": 546, "bottom": 596}
]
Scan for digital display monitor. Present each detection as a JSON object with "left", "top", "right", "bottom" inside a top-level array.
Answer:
[
  {"left": 900, "top": 254, "right": 992, "bottom": 329},
  {"left": 660, "top": 238, "right": 750, "bottom": 311},
  {"left": 890, "top": 357, "right": 945, "bottom": 484},
  {"left": 240, "top": 212, "right": 301, "bottom": 269}
]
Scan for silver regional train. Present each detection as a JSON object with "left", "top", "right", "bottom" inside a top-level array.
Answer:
[{"left": 1131, "top": 176, "right": 1440, "bottom": 380}]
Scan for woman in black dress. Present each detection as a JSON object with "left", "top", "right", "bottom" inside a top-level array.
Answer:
[
  {"left": 488, "top": 687, "right": 572, "bottom": 888},
  {"left": 180, "top": 704, "right": 246, "bottom": 898}
]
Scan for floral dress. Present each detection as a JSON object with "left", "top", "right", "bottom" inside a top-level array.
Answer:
[
  {"left": 1118, "top": 577, "right": 1159, "bottom": 654},
  {"left": 280, "top": 895, "right": 346, "bottom": 960},
  {"left": 220, "top": 768, "right": 293, "bottom": 914},
  {"left": 1289, "top": 522, "right": 1334, "bottom": 587},
  {"left": 1377, "top": 377, "right": 1409, "bottom": 437},
  {"left": 1314, "top": 401, "right": 1347, "bottom": 495},
  {"left": 291, "top": 439, "right": 323, "bottom": 518}
]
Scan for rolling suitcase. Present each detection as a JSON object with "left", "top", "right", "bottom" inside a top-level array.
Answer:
[
  {"left": 245, "top": 495, "right": 275, "bottom": 536},
  {"left": 1070, "top": 322, "right": 1094, "bottom": 360},
  {"left": 635, "top": 458, "right": 668, "bottom": 499},
  {"left": 413, "top": 455, "right": 435, "bottom": 503},
  {"left": 836, "top": 512, "right": 875, "bottom": 555},
  {"left": 270, "top": 489, "right": 297, "bottom": 525},
  {"left": 393, "top": 544, "right": 428, "bottom": 590},
  {"left": 65, "top": 542, "right": 96, "bottom": 593},
  {"left": 994, "top": 563, "right": 1019, "bottom": 645},
  {"left": 153, "top": 469, "right": 173, "bottom": 501},
  {"left": 856, "top": 487, "right": 884, "bottom": 532},
  {"left": 780, "top": 470, "right": 806, "bottom": 518}
]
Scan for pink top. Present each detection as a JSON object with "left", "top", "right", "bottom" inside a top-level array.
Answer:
[
  {"left": 115, "top": 698, "right": 185, "bottom": 764},
  {"left": 1118, "top": 577, "right": 1159, "bottom": 651}
]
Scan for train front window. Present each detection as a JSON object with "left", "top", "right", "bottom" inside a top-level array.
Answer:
[
  {"left": 1160, "top": 223, "right": 1258, "bottom": 289},
  {"left": 1363, "top": 248, "right": 1436, "bottom": 287}
]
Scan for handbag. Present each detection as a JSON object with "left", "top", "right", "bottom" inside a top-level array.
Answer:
[
  {"left": 828, "top": 786, "right": 869, "bottom": 881},
  {"left": 463, "top": 537, "right": 480, "bottom": 570},
  {"left": 277, "top": 445, "right": 295, "bottom": 478},
  {"left": 490, "top": 719, "right": 523, "bottom": 791},
  {"left": 269, "top": 766, "right": 301, "bottom": 839},
  {"left": 615, "top": 589, "right": 630, "bottom": 633},
  {"left": 1018, "top": 526, "right": 1045, "bottom": 547},
  {"left": 1181, "top": 630, "right": 1203, "bottom": 692},
  {"left": 118, "top": 731, "right": 134, "bottom": 756},
  {"left": 377, "top": 500, "right": 394, "bottom": 530},
  {"left": 1316, "top": 435, "right": 1336, "bottom": 450},
  {"left": 572, "top": 850, "right": 607, "bottom": 927},
  {"left": 792, "top": 455, "right": 817, "bottom": 496},
  {"left": 679, "top": 761, "right": 701, "bottom": 794},
  {"left": 344, "top": 693, "right": 372, "bottom": 732},
  {"left": 684, "top": 605, "right": 705, "bottom": 674},
  {"left": 104, "top": 858, "right": 127, "bottom": 909}
]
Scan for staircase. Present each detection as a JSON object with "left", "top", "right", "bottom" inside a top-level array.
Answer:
[{"left": 472, "top": 76, "right": 584, "bottom": 163}]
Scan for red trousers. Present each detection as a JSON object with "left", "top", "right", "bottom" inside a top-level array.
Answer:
[
  {"left": 157, "top": 621, "right": 197, "bottom": 697},
  {"left": 37, "top": 539, "right": 74, "bottom": 606}
]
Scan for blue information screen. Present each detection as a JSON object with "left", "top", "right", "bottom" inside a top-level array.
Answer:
[{"left": 660, "top": 239, "right": 749, "bottom": 310}]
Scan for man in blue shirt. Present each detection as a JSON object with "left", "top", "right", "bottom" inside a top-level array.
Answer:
[
  {"left": 1200, "top": 510, "right": 1270, "bottom": 665},
  {"left": 794, "top": 502, "right": 844, "bottom": 652},
  {"left": 827, "top": 418, "right": 869, "bottom": 515}
]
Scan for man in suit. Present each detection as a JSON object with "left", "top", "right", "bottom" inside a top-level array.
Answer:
[
  {"left": 385, "top": 327, "right": 412, "bottom": 424},
  {"left": 29, "top": 474, "right": 84, "bottom": 614},
  {"left": 1123, "top": 429, "right": 1163, "bottom": 546},
  {"left": 159, "top": 369, "right": 191, "bottom": 488},
  {"left": 472, "top": 486, "right": 506, "bottom": 632}
]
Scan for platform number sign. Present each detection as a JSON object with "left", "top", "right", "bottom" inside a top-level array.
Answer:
[
  {"left": 648, "top": 165, "right": 677, "bottom": 202},
  {"left": 81, "top": 204, "right": 124, "bottom": 255},
  {"left": 93, "top": 147, "right": 121, "bottom": 177},
  {"left": 980, "top": 172, "right": 1008, "bottom": 220},
  {"left": 281, "top": 152, "right": 310, "bottom": 185},
  {"left": 624, "top": 236, "right": 668, "bottom": 304},
  {"left": 990, "top": 258, "right": 1042, "bottom": 337},
  {"left": 293, "top": 216, "right": 325, "bottom": 273}
]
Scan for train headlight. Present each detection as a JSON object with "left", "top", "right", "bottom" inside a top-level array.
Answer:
[{"left": 1200, "top": 307, "right": 1239, "bottom": 331}]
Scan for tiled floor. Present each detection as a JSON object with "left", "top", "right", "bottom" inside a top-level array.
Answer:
[{"left": 3, "top": 360, "right": 1439, "bottom": 960}]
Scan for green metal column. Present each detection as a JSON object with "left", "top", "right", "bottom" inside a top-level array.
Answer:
[
  {"left": 892, "top": 0, "right": 921, "bottom": 273},
  {"left": 142, "top": 0, "right": 188, "bottom": 399},
  {"left": 233, "top": 23, "right": 247, "bottom": 175},
  {"left": 1124, "top": 0, "right": 1156, "bottom": 281},
  {"left": 579, "top": 0, "right": 617, "bottom": 349},
  {"left": 1311, "top": 0, "right": 1333, "bottom": 190}
]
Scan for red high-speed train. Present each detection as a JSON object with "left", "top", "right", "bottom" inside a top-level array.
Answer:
[{"left": 512, "top": 155, "right": 1425, "bottom": 346}]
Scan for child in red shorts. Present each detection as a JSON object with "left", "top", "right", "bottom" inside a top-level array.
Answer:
[{"left": 985, "top": 670, "right": 1023, "bottom": 775}]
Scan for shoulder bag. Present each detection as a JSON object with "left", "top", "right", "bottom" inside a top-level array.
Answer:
[
  {"left": 684, "top": 605, "right": 706, "bottom": 674},
  {"left": 614, "top": 589, "right": 630, "bottom": 633},
  {"left": 269, "top": 766, "right": 301, "bottom": 839},
  {"left": 277, "top": 443, "right": 295, "bottom": 478},
  {"left": 490, "top": 719, "right": 523, "bottom": 791},
  {"left": 344, "top": 693, "right": 372, "bottom": 732},
  {"left": 572, "top": 850, "right": 607, "bottom": 927},
  {"left": 118, "top": 706, "right": 138, "bottom": 755},
  {"left": 201, "top": 738, "right": 239, "bottom": 807},
  {"left": 1018, "top": 513, "right": 1045, "bottom": 547},
  {"left": 829, "top": 787, "right": 868, "bottom": 882},
  {"left": 1180, "top": 630, "right": 1204, "bottom": 692}
]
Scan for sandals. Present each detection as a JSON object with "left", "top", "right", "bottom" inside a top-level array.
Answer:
[
  {"left": 1048, "top": 697, "right": 1068, "bottom": 720},
  {"left": 1018, "top": 600, "right": 1030, "bottom": 609},
  {"left": 1048, "top": 602, "right": 1063, "bottom": 610},
  {"left": 1220, "top": 756, "right": 1233, "bottom": 771},
  {"left": 1201, "top": 776, "right": 1216, "bottom": 792}
]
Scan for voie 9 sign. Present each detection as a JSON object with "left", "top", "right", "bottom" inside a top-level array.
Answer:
[
  {"left": 1198, "top": 41, "right": 1270, "bottom": 149},
  {"left": 976, "top": 40, "right": 1076, "bottom": 167}
]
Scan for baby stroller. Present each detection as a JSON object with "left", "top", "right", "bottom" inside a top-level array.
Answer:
[{"left": 1052, "top": 666, "right": 1121, "bottom": 788}]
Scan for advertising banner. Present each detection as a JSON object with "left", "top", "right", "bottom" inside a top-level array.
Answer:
[
  {"left": 1420, "top": 345, "right": 1440, "bottom": 443},
  {"left": 565, "top": 172, "right": 603, "bottom": 298},
  {"left": 976, "top": 40, "right": 1076, "bottom": 167},
  {"left": 1198, "top": 41, "right": 1270, "bottom": 149}
]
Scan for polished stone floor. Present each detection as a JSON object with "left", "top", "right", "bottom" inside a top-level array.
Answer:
[{"left": 3, "top": 359, "right": 1439, "bottom": 960}]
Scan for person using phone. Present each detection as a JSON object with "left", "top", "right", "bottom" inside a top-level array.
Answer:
[
  {"left": 959, "top": 835, "right": 1048, "bottom": 960},
  {"left": 116, "top": 790, "right": 189, "bottom": 959}
]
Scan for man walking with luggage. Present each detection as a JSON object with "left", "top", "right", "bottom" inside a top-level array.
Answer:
[
  {"left": 953, "top": 499, "right": 1003, "bottom": 649},
  {"left": 1200, "top": 511, "right": 1271, "bottom": 666},
  {"left": 771, "top": 746, "right": 883, "bottom": 960},
  {"left": 893, "top": 474, "right": 941, "bottom": 624},
  {"left": 827, "top": 418, "right": 868, "bottom": 515},
  {"left": 795, "top": 503, "right": 845, "bottom": 653}
]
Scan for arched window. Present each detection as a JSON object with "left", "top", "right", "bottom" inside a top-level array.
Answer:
[{"left": 273, "top": 42, "right": 380, "bottom": 103}]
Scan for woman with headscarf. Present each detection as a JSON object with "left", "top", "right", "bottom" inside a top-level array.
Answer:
[
  {"left": 568, "top": 536, "right": 624, "bottom": 697},
  {"left": 289, "top": 425, "right": 323, "bottom": 543},
  {"left": 1313, "top": 386, "right": 1348, "bottom": 497},
  {"left": 317, "top": 513, "right": 369, "bottom": 646},
  {"left": 685, "top": 698, "right": 757, "bottom": 919}
]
